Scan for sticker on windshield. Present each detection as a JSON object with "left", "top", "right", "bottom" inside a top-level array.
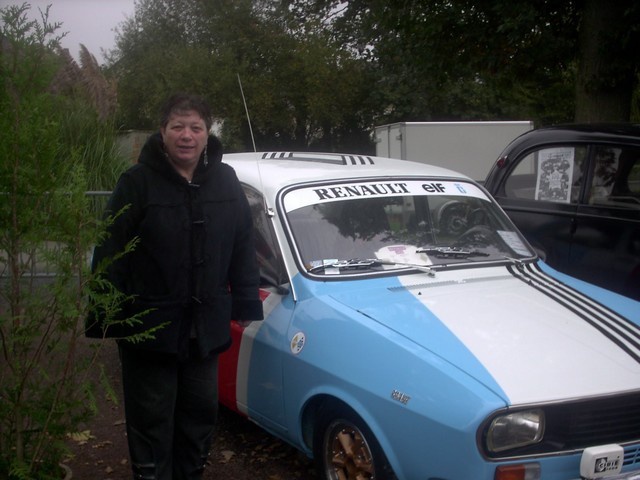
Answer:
[
  {"left": 497, "top": 231, "right": 531, "bottom": 256},
  {"left": 283, "top": 180, "right": 489, "bottom": 212}
]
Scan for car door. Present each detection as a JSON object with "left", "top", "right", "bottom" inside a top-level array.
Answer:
[
  {"left": 495, "top": 145, "right": 587, "bottom": 273},
  {"left": 220, "top": 184, "right": 294, "bottom": 431},
  {"left": 571, "top": 146, "right": 640, "bottom": 300}
]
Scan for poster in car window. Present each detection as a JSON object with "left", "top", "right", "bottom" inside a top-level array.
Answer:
[{"left": 535, "top": 147, "right": 574, "bottom": 203}]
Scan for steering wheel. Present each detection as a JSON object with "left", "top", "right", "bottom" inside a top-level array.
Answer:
[
  {"left": 454, "top": 224, "right": 495, "bottom": 247},
  {"left": 467, "top": 208, "right": 488, "bottom": 227},
  {"left": 438, "top": 202, "right": 469, "bottom": 236}
]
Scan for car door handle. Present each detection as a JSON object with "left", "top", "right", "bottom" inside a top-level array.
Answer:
[{"left": 570, "top": 216, "right": 577, "bottom": 235}]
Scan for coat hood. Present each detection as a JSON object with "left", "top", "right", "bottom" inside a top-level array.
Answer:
[{"left": 138, "top": 132, "right": 224, "bottom": 184}]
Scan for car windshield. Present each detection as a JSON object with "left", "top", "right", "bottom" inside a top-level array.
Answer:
[{"left": 282, "top": 179, "right": 535, "bottom": 275}]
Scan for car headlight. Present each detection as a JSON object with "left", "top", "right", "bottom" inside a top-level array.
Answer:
[{"left": 486, "top": 409, "right": 545, "bottom": 453}]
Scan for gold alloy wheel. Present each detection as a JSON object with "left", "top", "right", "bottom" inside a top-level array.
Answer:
[{"left": 324, "top": 420, "right": 376, "bottom": 480}]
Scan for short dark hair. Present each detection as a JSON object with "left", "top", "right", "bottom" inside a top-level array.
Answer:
[{"left": 160, "top": 93, "right": 213, "bottom": 131}]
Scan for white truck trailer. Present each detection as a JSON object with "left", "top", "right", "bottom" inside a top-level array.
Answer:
[{"left": 374, "top": 121, "right": 534, "bottom": 181}]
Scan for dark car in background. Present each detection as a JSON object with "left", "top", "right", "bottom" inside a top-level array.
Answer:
[{"left": 484, "top": 124, "right": 640, "bottom": 300}]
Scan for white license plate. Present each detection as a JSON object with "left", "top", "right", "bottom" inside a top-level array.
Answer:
[{"left": 581, "top": 445, "right": 624, "bottom": 479}]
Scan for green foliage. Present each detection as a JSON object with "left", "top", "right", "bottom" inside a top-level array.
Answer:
[
  {"left": 0, "top": 158, "right": 100, "bottom": 478},
  {"left": 110, "top": 0, "right": 639, "bottom": 150},
  {"left": 294, "top": 0, "right": 580, "bottom": 125},
  {"left": 108, "top": 0, "right": 380, "bottom": 152},
  {"left": 0, "top": 4, "right": 131, "bottom": 478}
]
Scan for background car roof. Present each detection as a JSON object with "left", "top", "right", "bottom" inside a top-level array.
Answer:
[
  {"left": 499, "top": 123, "right": 640, "bottom": 159},
  {"left": 223, "top": 151, "right": 470, "bottom": 199}
]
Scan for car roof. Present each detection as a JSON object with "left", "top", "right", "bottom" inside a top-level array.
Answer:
[
  {"left": 222, "top": 151, "right": 470, "bottom": 199},
  {"left": 500, "top": 123, "right": 640, "bottom": 158}
]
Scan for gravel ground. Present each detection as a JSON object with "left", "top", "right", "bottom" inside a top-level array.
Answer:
[{"left": 65, "top": 340, "right": 319, "bottom": 480}]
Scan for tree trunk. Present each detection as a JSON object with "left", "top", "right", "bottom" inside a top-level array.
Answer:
[{"left": 574, "top": 0, "right": 638, "bottom": 122}]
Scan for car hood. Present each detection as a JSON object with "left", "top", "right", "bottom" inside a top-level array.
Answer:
[{"left": 329, "top": 263, "right": 640, "bottom": 405}]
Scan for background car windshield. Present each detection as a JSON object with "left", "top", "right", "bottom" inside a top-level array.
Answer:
[{"left": 286, "top": 191, "right": 534, "bottom": 271}]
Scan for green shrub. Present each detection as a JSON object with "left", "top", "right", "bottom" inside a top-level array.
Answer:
[{"left": 0, "top": 4, "right": 129, "bottom": 478}]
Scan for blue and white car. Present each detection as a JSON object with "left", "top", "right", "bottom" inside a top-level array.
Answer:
[{"left": 218, "top": 151, "right": 640, "bottom": 480}]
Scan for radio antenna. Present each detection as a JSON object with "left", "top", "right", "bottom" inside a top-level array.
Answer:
[{"left": 237, "top": 73, "right": 257, "bottom": 152}]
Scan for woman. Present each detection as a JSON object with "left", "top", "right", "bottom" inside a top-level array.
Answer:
[{"left": 88, "top": 93, "right": 263, "bottom": 480}]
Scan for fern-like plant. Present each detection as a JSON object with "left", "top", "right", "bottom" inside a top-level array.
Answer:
[{"left": 0, "top": 4, "right": 134, "bottom": 478}]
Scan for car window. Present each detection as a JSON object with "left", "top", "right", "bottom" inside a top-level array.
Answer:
[
  {"left": 504, "top": 146, "right": 587, "bottom": 204},
  {"left": 281, "top": 180, "right": 534, "bottom": 275},
  {"left": 589, "top": 147, "right": 640, "bottom": 209},
  {"left": 243, "top": 185, "right": 289, "bottom": 286}
]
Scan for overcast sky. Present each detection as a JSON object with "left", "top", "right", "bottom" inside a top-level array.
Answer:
[{"left": 8, "top": 0, "right": 136, "bottom": 64}]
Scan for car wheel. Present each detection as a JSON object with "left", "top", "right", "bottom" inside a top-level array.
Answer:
[{"left": 314, "top": 403, "right": 397, "bottom": 480}]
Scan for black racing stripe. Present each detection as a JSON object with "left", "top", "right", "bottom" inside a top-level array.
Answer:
[
  {"left": 510, "top": 263, "right": 640, "bottom": 362},
  {"left": 516, "top": 264, "right": 640, "bottom": 356},
  {"left": 507, "top": 263, "right": 640, "bottom": 364},
  {"left": 511, "top": 263, "right": 640, "bottom": 344},
  {"left": 341, "top": 155, "right": 375, "bottom": 165},
  {"left": 524, "top": 263, "right": 640, "bottom": 350},
  {"left": 507, "top": 264, "right": 640, "bottom": 363},
  {"left": 527, "top": 263, "right": 640, "bottom": 339}
]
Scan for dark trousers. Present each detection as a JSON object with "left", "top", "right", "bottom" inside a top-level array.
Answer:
[{"left": 119, "top": 343, "right": 219, "bottom": 480}]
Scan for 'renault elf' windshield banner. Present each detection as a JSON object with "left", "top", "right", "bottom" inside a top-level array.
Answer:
[{"left": 283, "top": 180, "right": 488, "bottom": 212}]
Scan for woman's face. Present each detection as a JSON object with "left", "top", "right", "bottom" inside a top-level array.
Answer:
[{"left": 160, "top": 109, "right": 208, "bottom": 178}]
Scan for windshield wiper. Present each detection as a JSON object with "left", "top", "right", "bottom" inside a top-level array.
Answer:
[
  {"left": 417, "top": 246, "right": 490, "bottom": 259},
  {"left": 307, "top": 258, "right": 436, "bottom": 277},
  {"left": 501, "top": 255, "right": 534, "bottom": 268},
  {"left": 307, "top": 259, "right": 379, "bottom": 273}
]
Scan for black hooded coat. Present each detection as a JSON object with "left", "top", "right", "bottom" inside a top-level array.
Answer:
[{"left": 87, "top": 132, "right": 263, "bottom": 358}]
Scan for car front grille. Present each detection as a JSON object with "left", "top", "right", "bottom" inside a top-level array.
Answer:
[
  {"left": 552, "top": 391, "right": 640, "bottom": 449},
  {"left": 483, "top": 391, "right": 640, "bottom": 459}
]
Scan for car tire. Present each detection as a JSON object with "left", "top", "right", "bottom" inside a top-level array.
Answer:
[{"left": 313, "top": 402, "right": 397, "bottom": 480}]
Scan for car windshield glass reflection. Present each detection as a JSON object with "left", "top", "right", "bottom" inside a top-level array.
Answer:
[{"left": 286, "top": 190, "right": 534, "bottom": 274}]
